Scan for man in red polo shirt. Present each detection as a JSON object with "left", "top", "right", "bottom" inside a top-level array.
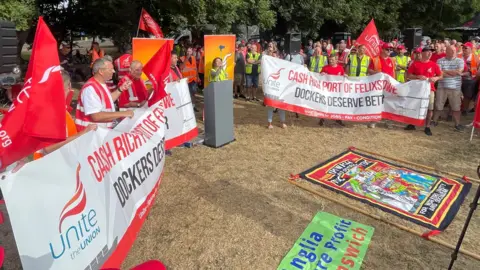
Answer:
[
  {"left": 319, "top": 54, "right": 346, "bottom": 127},
  {"left": 368, "top": 43, "right": 395, "bottom": 77},
  {"left": 405, "top": 47, "right": 443, "bottom": 136}
]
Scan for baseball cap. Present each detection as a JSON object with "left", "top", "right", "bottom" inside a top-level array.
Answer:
[
  {"left": 414, "top": 47, "right": 422, "bottom": 53},
  {"left": 397, "top": 45, "right": 406, "bottom": 50},
  {"left": 463, "top": 42, "right": 474, "bottom": 49},
  {"left": 381, "top": 43, "right": 393, "bottom": 50},
  {"left": 421, "top": 46, "right": 434, "bottom": 52}
]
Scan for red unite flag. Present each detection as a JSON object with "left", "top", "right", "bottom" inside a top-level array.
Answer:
[
  {"left": 138, "top": 8, "right": 164, "bottom": 38},
  {"left": 355, "top": 19, "right": 381, "bottom": 58},
  {"left": 0, "top": 17, "right": 66, "bottom": 170},
  {"left": 143, "top": 44, "right": 171, "bottom": 107}
]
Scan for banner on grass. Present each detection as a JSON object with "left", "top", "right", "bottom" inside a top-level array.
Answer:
[
  {"left": 116, "top": 79, "right": 198, "bottom": 150},
  {"left": 0, "top": 103, "right": 168, "bottom": 270},
  {"left": 299, "top": 150, "right": 471, "bottom": 230},
  {"left": 277, "top": 212, "right": 374, "bottom": 270},
  {"left": 262, "top": 55, "right": 431, "bottom": 126}
]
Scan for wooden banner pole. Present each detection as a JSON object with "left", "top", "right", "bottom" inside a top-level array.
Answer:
[
  {"left": 288, "top": 179, "right": 480, "bottom": 261},
  {"left": 352, "top": 147, "right": 480, "bottom": 185}
]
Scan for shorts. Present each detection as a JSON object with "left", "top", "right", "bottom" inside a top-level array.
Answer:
[
  {"left": 461, "top": 79, "right": 477, "bottom": 99},
  {"left": 234, "top": 73, "right": 245, "bottom": 85},
  {"left": 435, "top": 88, "right": 462, "bottom": 111},
  {"left": 188, "top": 81, "right": 198, "bottom": 95},
  {"left": 428, "top": 91, "right": 435, "bottom": 111},
  {"left": 246, "top": 74, "right": 259, "bottom": 88}
]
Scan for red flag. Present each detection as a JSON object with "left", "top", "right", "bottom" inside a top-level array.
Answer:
[
  {"left": 473, "top": 95, "right": 480, "bottom": 129},
  {"left": 0, "top": 17, "right": 66, "bottom": 169},
  {"left": 138, "top": 8, "right": 164, "bottom": 38},
  {"left": 355, "top": 19, "right": 381, "bottom": 58},
  {"left": 143, "top": 44, "right": 171, "bottom": 106}
]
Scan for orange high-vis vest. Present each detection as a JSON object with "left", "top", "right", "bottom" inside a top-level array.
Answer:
[
  {"left": 33, "top": 112, "right": 77, "bottom": 160},
  {"left": 372, "top": 56, "right": 396, "bottom": 74},
  {"left": 75, "top": 77, "right": 115, "bottom": 132},
  {"left": 181, "top": 56, "right": 198, "bottom": 83},
  {"left": 114, "top": 53, "right": 132, "bottom": 79},
  {"left": 467, "top": 54, "right": 479, "bottom": 76},
  {"left": 90, "top": 49, "right": 105, "bottom": 67},
  {"left": 198, "top": 51, "right": 205, "bottom": 74}
]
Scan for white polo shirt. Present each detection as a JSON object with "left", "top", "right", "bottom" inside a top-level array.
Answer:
[{"left": 81, "top": 83, "right": 116, "bottom": 115}]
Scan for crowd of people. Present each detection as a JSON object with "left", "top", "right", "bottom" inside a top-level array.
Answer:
[{"left": 231, "top": 37, "right": 480, "bottom": 135}]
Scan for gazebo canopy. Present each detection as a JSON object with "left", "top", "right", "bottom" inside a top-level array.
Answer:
[{"left": 445, "top": 13, "right": 480, "bottom": 31}]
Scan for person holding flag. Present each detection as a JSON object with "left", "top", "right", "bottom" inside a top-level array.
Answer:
[
  {"left": 75, "top": 58, "right": 134, "bottom": 132},
  {"left": 117, "top": 60, "right": 151, "bottom": 111}
]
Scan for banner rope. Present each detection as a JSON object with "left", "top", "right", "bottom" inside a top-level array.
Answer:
[
  {"left": 351, "top": 146, "right": 480, "bottom": 185},
  {"left": 288, "top": 179, "right": 480, "bottom": 261}
]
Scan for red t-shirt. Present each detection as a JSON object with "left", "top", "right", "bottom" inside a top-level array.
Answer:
[
  {"left": 118, "top": 75, "right": 149, "bottom": 108},
  {"left": 430, "top": 52, "right": 446, "bottom": 63},
  {"left": 321, "top": 65, "right": 345, "bottom": 75},
  {"left": 368, "top": 57, "right": 395, "bottom": 77},
  {"left": 407, "top": 60, "right": 442, "bottom": 91}
]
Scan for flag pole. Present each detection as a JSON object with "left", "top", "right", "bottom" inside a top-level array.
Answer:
[
  {"left": 136, "top": 8, "right": 143, "bottom": 37},
  {"left": 470, "top": 126, "right": 475, "bottom": 142}
]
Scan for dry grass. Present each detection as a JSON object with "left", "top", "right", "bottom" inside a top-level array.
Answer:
[{"left": 2, "top": 96, "right": 480, "bottom": 270}]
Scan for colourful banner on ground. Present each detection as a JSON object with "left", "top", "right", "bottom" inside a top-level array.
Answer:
[
  {"left": 0, "top": 102, "right": 168, "bottom": 270},
  {"left": 132, "top": 38, "right": 174, "bottom": 81},
  {"left": 299, "top": 150, "right": 471, "bottom": 230},
  {"left": 116, "top": 79, "right": 198, "bottom": 150},
  {"left": 262, "top": 55, "right": 431, "bottom": 126},
  {"left": 277, "top": 212, "right": 374, "bottom": 270},
  {"left": 204, "top": 35, "right": 235, "bottom": 87}
]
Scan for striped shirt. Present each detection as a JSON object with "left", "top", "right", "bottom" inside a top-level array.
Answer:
[{"left": 436, "top": 57, "right": 464, "bottom": 90}]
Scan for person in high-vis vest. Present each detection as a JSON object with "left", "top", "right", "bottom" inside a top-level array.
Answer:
[
  {"left": 114, "top": 44, "right": 133, "bottom": 81},
  {"left": 346, "top": 45, "right": 370, "bottom": 77},
  {"left": 461, "top": 42, "right": 480, "bottom": 115},
  {"left": 180, "top": 47, "right": 200, "bottom": 112},
  {"left": 395, "top": 45, "right": 410, "bottom": 83},
  {"left": 118, "top": 60, "right": 151, "bottom": 111},
  {"left": 245, "top": 44, "right": 261, "bottom": 101},
  {"left": 89, "top": 41, "right": 105, "bottom": 67},
  {"left": 368, "top": 43, "right": 396, "bottom": 129},
  {"left": 309, "top": 47, "right": 327, "bottom": 73},
  {"left": 33, "top": 71, "right": 97, "bottom": 160},
  {"left": 168, "top": 51, "right": 183, "bottom": 82},
  {"left": 210, "top": 57, "right": 228, "bottom": 82},
  {"left": 75, "top": 58, "right": 134, "bottom": 132},
  {"left": 336, "top": 40, "right": 350, "bottom": 68}
]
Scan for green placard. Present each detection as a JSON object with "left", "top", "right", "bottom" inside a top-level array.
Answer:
[{"left": 278, "top": 212, "right": 374, "bottom": 270}]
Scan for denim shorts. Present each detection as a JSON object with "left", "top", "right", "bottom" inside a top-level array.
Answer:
[{"left": 246, "top": 74, "right": 259, "bottom": 88}]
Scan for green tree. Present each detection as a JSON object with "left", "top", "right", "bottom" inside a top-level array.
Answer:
[{"left": 0, "top": 0, "right": 36, "bottom": 31}]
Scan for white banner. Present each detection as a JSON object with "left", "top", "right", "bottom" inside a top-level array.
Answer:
[
  {"left": 119, "top": 78, "right": 198, "bottom": 149},
  {"left": 262, "top": 55, "right": 431, "bottom": 125},
  {"left": 0, "top": 103, "right": 168, "bottom": 270}
]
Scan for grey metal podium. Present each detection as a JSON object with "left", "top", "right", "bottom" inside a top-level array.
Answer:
[{"left": 204, "top": 80, "right": 235, "bottom": 148}]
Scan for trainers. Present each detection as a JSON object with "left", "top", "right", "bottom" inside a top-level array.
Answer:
[
  {"left": 336, "top": 120, "right": 345, "bottom": 127},
  {"left": 240, "top": 94, "right": 246, "bottom": 99},
  {"left": 454, "top": 125, "right": 465, "bottom": 132},
  {"left": 424, "top": 127, "right": 432, "bottom": 136},
  {"left": 404, "top": 124, "right": 416, "bottom": 130},
  {"left": 368, "top": 123, "right": 376, "bottom": 128},
  {"left": 234, "top": 94, "right": 238, "bottom": 99},
  {"left": 318, "top": 119, "right": 325, "bottom": 126},
  {"left": 385, "top": 122, "right": 393, "bottom": 129}
]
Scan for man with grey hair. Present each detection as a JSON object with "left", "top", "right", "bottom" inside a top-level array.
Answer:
[
  {"left": 102, "top": 55, "right": 117, "bottom": 92},
  {"left": 118, "top": 60, "right": 151, "bottom": 111},
  {"left": 75, "top": 58, "right": 133, "bottom": 132}
]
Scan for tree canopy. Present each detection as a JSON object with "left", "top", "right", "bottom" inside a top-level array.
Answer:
[{"left": 1, "top": 0, "right": 479, "bottom": 45}]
